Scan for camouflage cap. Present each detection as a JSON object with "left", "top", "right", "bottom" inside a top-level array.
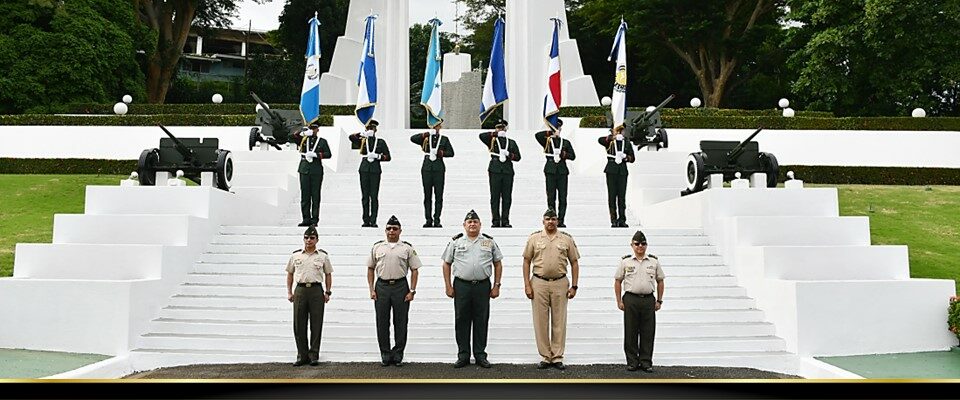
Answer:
[{"left": 464, "top": 209, "right": 480, "bottom": 221}]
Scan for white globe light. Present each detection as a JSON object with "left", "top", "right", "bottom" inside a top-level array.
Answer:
[
  {"left": 176, "top": 170, "right": 185, "bottom": 178},
  {"left": 600, "top": 96, "right": 612, "bottom": 106},
  {"left": 912, "top": 108, "right": 926, "bottom": 118},
  {"left": 690, "top": 97, "right": 702, "bottom": 108},
  {"left": 256, "top": 102, "right": 268, "bottom": 112},
  {"left": 787, "top": 171, "right": 795, "bottom": 180},
  {"left": 782, "top": 107, "right": 795, "bottom": 117},
  {"left": 212, "top": 93, "right": 223, "bottom": 104},
  {"left": 646, "top": 105, "right": 656, "bottom": 112},
  {"left": 778, "top": 98, "right": 790, "bottom": 108},
  {"left": 122, "top": 95, "right": 133, "bottom": 104},
  {"left": 113, "top": 102, "right": 128, "bottom": 115},
  {"left": 735, "top": 172, "right": 742, "bottom": 179}
]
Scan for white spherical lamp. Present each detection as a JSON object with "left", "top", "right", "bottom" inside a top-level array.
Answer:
[
  {"left": 782, "top": 107, "right": 795, "bottom": 117},
  {"left": 600, "top": 96, "right": 612, "bottom": 106},
  {"left": 212, "top": 93, "right": 223, "bottom": 104},
  {"left": 787, "top": 171, "right": 795, "bottom": 180},
  {"left": 690, "top": 97, "right": 702, "bottom": 108},
  {"left": 778, "top": 98, "right": 790, "bottom": 108},
  {"left": 122, "top": 95, "right": 133, "bottom": 104},
  {"left": 912, "top": 108, "right": 926, "bottom": 118},
  {"left": 646, "top": 105, "right": 656, "bottom": 112},
  {"left": 113, "top": 102, "right": 128, "bottom": 115}
]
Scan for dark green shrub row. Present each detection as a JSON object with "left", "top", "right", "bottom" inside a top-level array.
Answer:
[
  {"left": 65, "top": 103, "right": 356, "bottom": 116},
  {"left": 780, "top": 166, "right": 960, "bottom": 186},
  {"left": 579, "top": 115, "right": 960, "bottom": 131},
  {"left": 0, "top": 114, "right": 333, "bottom": 126},
  {"left": 561, "top": 106, "right": 833, "bottom": 118},
  {"left": 0, "top": 158, "right": 137, "bottom": 175}
]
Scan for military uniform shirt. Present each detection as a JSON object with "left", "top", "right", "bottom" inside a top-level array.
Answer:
[
  {"left": 368, "top": 241, "right": 423, "bottom": 280},
  {"left": 614, "top": 254, "right": 665, "bottom": 295},
  {"left": 522, "top": 231, "right": 580, "bottom": 278},
  {"left": 441, "top": 234, "right": 504, "bottom": 281},
  {"left": 285, "top": 249, "right": 334, "bottom": 283}
]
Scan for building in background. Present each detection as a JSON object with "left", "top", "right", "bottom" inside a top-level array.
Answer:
[{"left": 180, "top": 27, "right": 278, "bottom": 82}]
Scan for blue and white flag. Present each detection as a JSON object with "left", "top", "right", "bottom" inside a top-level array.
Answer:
[
  {"left": 420, "top": 18, "right": 443, "bottom": 128},
  {"left": 542, "top": 18, "right": 562, "bottom": 130},
  {"left": 299, "top": 14, "right": 321, "bottom": 125},
  {"left": 355, "top": 14, "right": 378, "bottom": 125},
  {"left": 608, "top": 19, "right": 628, "bottom": 128},
  {"left": 479, "top": 17, "right": 508, "bottom": 123}
]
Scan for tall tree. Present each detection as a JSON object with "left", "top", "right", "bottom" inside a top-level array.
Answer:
[{"left": 275, "top": 0, "right": 348, "bottom": 76}]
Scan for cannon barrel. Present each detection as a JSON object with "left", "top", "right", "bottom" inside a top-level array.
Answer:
[
  {"left": 158, "top": 124, "right": 196, "bottom": 163},
  {"left": 250, "top": 91, "right": 285, "bottom": 122},
  {"left": 725, "top": 126, "right": 764, "bottom": 162},
  {"left": 629, "top": 94, "right": 675, "bottom": 126}
]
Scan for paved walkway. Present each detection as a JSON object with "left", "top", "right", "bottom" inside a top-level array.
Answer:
[
  {"left": 818, "top": 348, "right": 960, "bottom": 379},
  {"left": 0, "top": 349, "right": 108, "bottom": 378}
]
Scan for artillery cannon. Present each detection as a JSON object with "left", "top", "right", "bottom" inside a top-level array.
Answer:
[
  {"left": 136, "top": 125, "right": 234, "bottom": 191},
  {"left": 607, "top": 94, "right": 674, "bottom": 150},
  {"left": 681, "top": 127, "right": 779, "bottom": 196},
  {"left": 248, "top": 91, "right": 305, "bottom": 150}
]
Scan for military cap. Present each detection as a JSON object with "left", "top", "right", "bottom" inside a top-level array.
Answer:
[
  {"left": 543, "top": 208, "right": 558, "bottom": 218},
  {"left": 464, "top": 209, "right": 480, "bottom": 221},
  {"left": 366, "top": 119, "right": 380, "bottom": 128},
  {"left": 308, "top": 122, "right": 320, "bottom": 129},
  {"left": 632, "top": 230, "right": 647, "bottom": 244},
  {"left": 304, "top": 226, "right": 318, "bottom": 237},
  {"left": 496, "top": 119, "right": 508, "bottom": 127},
  {"left": 555, "top": 118, "right": 564, "bottom": 127},
  {"left": 386, "top": 215, "right": 401, "bottom": 227}
]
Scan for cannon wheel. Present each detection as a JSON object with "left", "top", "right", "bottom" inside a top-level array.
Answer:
[
  {"left": 214, "top": 150, "right": 234, "bottom": 191},
  {"left": 759, "top": 152, "right": 779, "bottom": 188},
  {"left": 248, "top": 127, "right": 261, "bottom": 151},
  {"left": 685, "top": 152, "right": 707, "bottom": 194},
  {"left": 136, "top": 148, "right": 159, "bottom": 186},
  {"left": 658, "top": 128, "right": 669, "bottom": 149}
]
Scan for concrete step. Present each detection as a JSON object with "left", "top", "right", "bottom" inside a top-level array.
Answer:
[
  {"left": 204, "top": 244, "right": 719, "bottom": 256},
  {"left": 190, "top": 263, "right": 728, "bottom": 276},
  {"left": 213, "top": 233, "right": 713, "bottom": 246},
  {"left": 181, "top": 273, "right": 738, "bottom": 287},
  {"left": 196, "top": 253, "right": 725, "bottom": 266},
  {"left": 218, "top": 226, "right": 706, "bottom": 236}
]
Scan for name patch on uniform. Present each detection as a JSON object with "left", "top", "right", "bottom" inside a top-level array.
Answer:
[{"left": 480, "top": 239, "right": 493, "bottom": 250}]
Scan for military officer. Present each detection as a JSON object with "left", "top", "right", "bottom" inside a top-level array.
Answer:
[
  {"left": 410, "top": 123, "right": 455, "bottom": 228},
  {"left": 295, "top": 122, "right": 332, "bottom": 227},
  {"left": 522, "top": 208, "right": 581, "bottom": 370},
  {"left": 614, "top": 230, "right": 665, "bottom": 373},
  {"left": 441, "top": 210, "right": 504, "bottom": 368},
  {"left": 349, "top": 119, "right": 391, "bottom": 227},
  {"left": 534, "top": 119, "right": 576, "bottom": 228},
  {"left": 285, "top": 226, "right": 333, "bottom": 366},
  {"left": 479, "top": 120, "right": 521, "bottom": 228},
  {"left": 367, "top": 215, "right": 423, "bottom": 367},
  {"left": 599, "top": 125, "right": 636, "bottom": 227}
]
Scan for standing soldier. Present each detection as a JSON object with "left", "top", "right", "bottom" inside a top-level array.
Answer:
[
  {"left": 285, "top": 226, "right": 333, "bottom": 366},
  {"left": 522, "top": 209, "right": 581, "bottom": 370},
  {"left": 349, "top": 120, "right": 391, "bottom": 227},
  {"left": 614, "top": 230, "right": 664, "bottom": 373},
  {"left": 441, "top": 210, "right": 504, "bottom": 368},
  {"left": 599, "top": 125, "right": 635, "bottom": 227},
  {"left": 479, "top": 120, "right": 521, "bottom": 228},
  {"left": 367, "top": 215, "right": 422, "bottom": 367},
  {"left": 534, "top": 119, "right": 575, "bottom": 228},
  {"left": 410, "top": 123, "right": 455, "bottom": 227},
  {"left": 295, "top": 123, "right": 332, "bottom": 227}
]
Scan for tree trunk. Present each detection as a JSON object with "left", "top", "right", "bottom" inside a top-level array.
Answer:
[{"left": 137, "top": 0, "right": 197, "bottom": 104}]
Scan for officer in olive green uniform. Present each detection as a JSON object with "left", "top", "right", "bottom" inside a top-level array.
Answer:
[
  {"left": 614, "top": 230, "right": 665, "bottom": 373},
  {"left": 479, "top": 120, "right": 521, "bottom": 228},
  {"left": 285, "top": 226, "right": 333, "bottom": 366},
  {"left": 349, "top": 120, "right": 391, "bottom": 227},
  {"left": 296, "top": 123, "right": 332, "bottom": 226},
  {"left": 367, "top": 215, "right": 423, "bottom": 367},
  {"left": 599, "top": 125, "right": 636, "bottom": 227},
  {"left": 410, "top": 124, "right": 455, "bottom": 227},
  {"left": 522, "top": 209, "right": 581, "bottom": 370},
  {"left": 441, "top": 210, "right": 504, "bottom": 368},
  {"left": 534, "top": 119, "right": 576, "bottom": 228}
]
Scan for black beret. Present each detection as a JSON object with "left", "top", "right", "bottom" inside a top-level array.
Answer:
[
  {"left": 387, "top": 215, "right": 401, "bottom": 227},
  {"left": 464, "top": 209, "right": 480, "bottom": 221}
]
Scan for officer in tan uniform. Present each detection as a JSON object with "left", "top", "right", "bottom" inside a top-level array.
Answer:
[
  {"left": 367, "top": 215, "right": 423, "bottom": 367},
  {"left": 614, "top": 230, "right": 665, "bottom": 372},
  {"left": 285, "top": 225, "right": 333, "bottom": 366},
  {"left": 522, "top": 208, "right": 581, "bottom": 370}
]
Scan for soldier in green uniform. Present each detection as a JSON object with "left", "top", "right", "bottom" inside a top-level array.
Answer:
[
  {"left": 479, "top": 120, "right": 521, "bottom": 228},
  {"left": 367, "top": 215, "right": 423, "bottom": 367},
  {"left": 349, "top": 120, "right": 391, "bottom": 227},
  {"left": 441, "top": 210, "right": 504, "bottom": 368},
  {"left": 614, "top": 230, "right": 665, "bottom": 372},
  {"left": 410, "top": 123, "right": 455, "bottom": 227},
  {"left": 534, "top": 119, "right": 576, "bottom": 227},
  {"left": 295, "top": 123, "right": 332, "bottom": 227},
  {"left": 285, "top": 226, "right": 333, "bottom": 366},
  {"left": 599, "top": 125, "right": 636, "bottom": 227}
]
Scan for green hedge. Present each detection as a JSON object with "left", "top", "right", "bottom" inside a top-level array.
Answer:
[
  {"left": 779, "top": 166, "right": 960, "bottom": 185},
  {"left": 579, "top": 115, "right": 960, "bottom": 131},
  {"left": 65, "top": 103, "right": 356, "bottom": 116},
  {"left": 0, "top": 114, "right": 333, "bottom": 126},
  {"left": 0, "top": 158, "right": 138, "bottom": 175},
  {"left": 560, "top": 106, "right": 833, "bottom": 118}
]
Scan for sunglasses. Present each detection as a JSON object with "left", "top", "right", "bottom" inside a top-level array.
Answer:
[
  {"left": 544, "top": 217, "right": 559, "bottom": 221},
  {"left": 385, "top": 226, "right": 400, "bottom": 231},
  {"left": 303, "top": 236, "right": 318, "bottom": 240},
  {"left": 631, "top": 242, "right": 647, "bottom": 246}
]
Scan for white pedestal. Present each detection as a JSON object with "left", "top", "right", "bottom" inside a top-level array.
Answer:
[
  {"left": 785, "top": 180, "right": 805, "bottom": 189},
  {"left": 155, "top": 172, "right": 171, "bottom": 186},
  {"left": 119, "top": 179, "right": 139, "bottom": 187},
  {"left": 200, "top": 172, "right": 214, "bottom": 187},
  {"left": 731, "top": 178, "right": 750, "bottom": 189},
  {"left": 442, "top": 53, "right": 472, "bottom": 83},
  {"left": 708, "top": 174, "right": 724, "bottom": 189},
  {"left": 749, "top": 173, "right": 767, "bottom": 188}
]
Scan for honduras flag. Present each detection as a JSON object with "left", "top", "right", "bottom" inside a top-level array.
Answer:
[
  {"left": 299, "top": 14, "right": 321, "bottom": 125},
  {"left": 420, "top": 18, "right": 444, "bottom": 128},
  {"left": 479, "top": 17, "right": 508, "bottom": 124},
  {"left": 608, "top": 19, "right": 628, "bottom": 128},
  {"left": 542, "top": 18, "right": 562, "bottom": 130},
  {"left": 355, "top": 14, "right": 378, "bottom": 125}
]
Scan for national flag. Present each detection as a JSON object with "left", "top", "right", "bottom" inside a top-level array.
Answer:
[
  {"left": 608, "top": 19, "right": 628, "bottom": 128},
  {"left": 299, "top": 14, "right": 321, "bottom": 125},
  {"left": 355, "top": 14, "right": 378, "bottom": 125},
  {"left": 542, "top": 18, "right": 562, "bottom": 130},
  {"left": 420, "top": 18, "right": 444, "bottom": 128},
  {"left": 479, "top": 17, "right": 508, "bottom": 123}
]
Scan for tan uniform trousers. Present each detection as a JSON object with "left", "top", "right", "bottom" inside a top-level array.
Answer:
[{"left": 531, "top": 276, "right": 569, "bottom": 363}]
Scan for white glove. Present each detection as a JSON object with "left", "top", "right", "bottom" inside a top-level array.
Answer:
[
  {"left": 615, "top": 134, "right": 624, "bottom": 141},
  {"left": 366, "top": 153, "right": 380, "bottom": 161},
  {"left": 304, "top": 131, "right": 314, "bottom": 137},
  {"left": 362, "top": 130, "right": 374, "bottom": 137},
  {"left": 615, "top": 152, "right": 624, "bottom": 164},
  {"left": 499, "top": 149, "right": 509, "bottom": 157},
  {"left": 429, "top": 154, "right": 437, "bottom": 161},
  {"left": 305, "top": 151, "right": 317, "bottom": 162}
]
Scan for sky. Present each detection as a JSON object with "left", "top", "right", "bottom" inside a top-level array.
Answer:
[{"left": 231, "top": 0, "right": 463, "bottom": 33}]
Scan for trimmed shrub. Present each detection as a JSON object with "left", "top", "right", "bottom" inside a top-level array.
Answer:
[
  {"left": 579, "top": 115, "right": 960, "bottom": 131},
  {"left": 779, "top": 166, "right": 960, "bottom": 186},
  {"left": 64, "top": 103, "right": 356, "bottom": 116},
  {"left": 0, "top": 114, "right": 333, "bottom": 126},
  {"left": 0, "top": 158, "right": 137, "bottom": 175}
]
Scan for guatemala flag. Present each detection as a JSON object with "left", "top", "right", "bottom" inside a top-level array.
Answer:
[
  {"left": 479, "top": 17, "right": 508, "bottom": 124},
  {"left": 299, "top": 14, "right": 321, "bottom": 125},
  {"left": 542, "top": 18, "right": 562, "bottom": 130},
  {"left": 608, "top": 19, "right": 628, "bottom": 128},
  {"left": 420, "top": 18, "right": 444, "bottom": 128},
  {"left": 355, "top": 14, "right": 378, "bottom": 125}
]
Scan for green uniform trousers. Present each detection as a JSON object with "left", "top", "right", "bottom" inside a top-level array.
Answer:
[
  {"left": 299, "top": 173, "right": 323, "bottom": 224},
  {"left": 374, "top": 278, "right": 410, "bottom": 363},
  {"left": 360, "top": 171, "right": 381, "bottom": 225},
  {"left": 488, "top": 173, "right": 514, "bottom": 225},
  {"left": 454, "top": 278, "right": 491, "bottom": 362},
  {"left": 622, "top": 292, "right": 656, "bottom": 369},
  {"left": 544, "top": 173, "right": 569, "bottom": 222},
  {"left": 293, "top": 284, "right": 326, "bottom": 363},
  {"left": 605, "top": 173, "right": 628, "bottom": 224},
  {"left": 422, "top": 171, "right": 445, "bottom": 224}
]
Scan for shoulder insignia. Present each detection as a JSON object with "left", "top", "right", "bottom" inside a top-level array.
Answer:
[
  {"left": 452, "top": 233, "right": 464, "bottom": 240},
  {"left": 373, "top": 240, "right": 385, "bottom": 246},
  {"left": 481, "top": 233, "right": 493, "bottom": 239},
  {"left": 402, "top": 240, "right": 413, "bottom": 247},
  {"left": 559, "top": 231, "right": 572, "bottom": 237},
  {"left": 622, "top": 254, "right": 631, "bottom": 259},
  {"left": 317, "top": 248, "right": 328, "bottom": 255},
  {"left": 529, "top": 230, "right": 542, "bottom": 236},
  {"left": 292, "top": 249, "right": 302, "bottom": 253},
  {"left": 648, "top": 254, "right": 658, "bottom": 259}
]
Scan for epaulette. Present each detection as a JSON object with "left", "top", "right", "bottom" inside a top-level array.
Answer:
[
  {"left": 317, "top": 248, "right": 328, "bottom": 255},
  {"left": 648, "top": 254, "right": 658, "bottom": 259},
  {"left": 292, "top": 249, "right": 302, "bottom": 253},
  {"left": 374, "top": 240, "right": 385, "bottom": 245},
  {"left": 452, "top": 233, "right": 464, "bottom": 240},
  {"left": 402, "top": 240, "right": 413, "bottom": 246},
  {"left": 622, "top": 254, "right": 631, "bottom": 259},
  {"left": 481, "top": 233, "right": 493, "bottom": 239},
  {"left": 529, "top": 230, "right": 542, "bottom": 236},
  {"left": 559, "top": 231, "right": 572, "bottom": 237}
]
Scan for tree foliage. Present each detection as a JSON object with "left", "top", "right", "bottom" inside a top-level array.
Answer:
[{"left": 275, "top": 0, "right": 348, "bottom": 76}]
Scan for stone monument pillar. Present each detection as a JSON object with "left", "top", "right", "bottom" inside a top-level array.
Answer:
[{"left": 441, "top": 69, "right": 482, "bottom": 129}]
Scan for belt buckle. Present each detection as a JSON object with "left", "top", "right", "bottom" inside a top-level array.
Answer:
[
  {"left": 388, "top": 279, "right": 396, "bottom": 285},
  {"left": 305, "top": 283, "right": 313, "bottom": 288}
]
